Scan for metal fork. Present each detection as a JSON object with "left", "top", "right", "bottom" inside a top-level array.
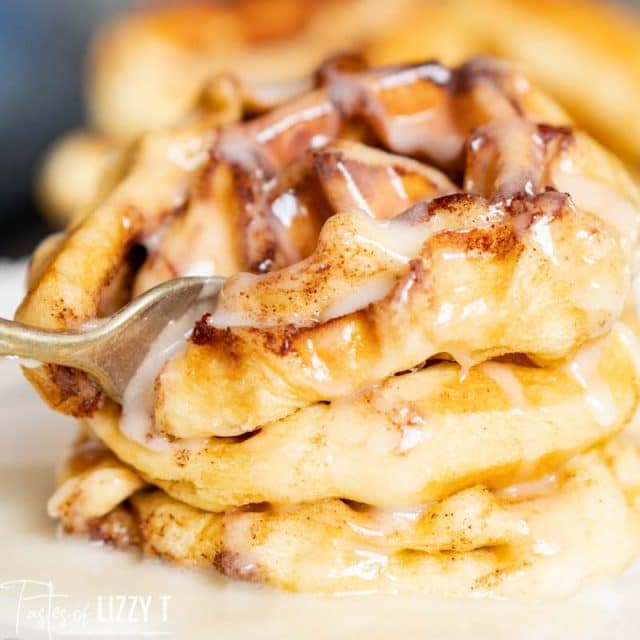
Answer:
[{"left": 0, "top": 276, "right": 226, "bottom": 402}]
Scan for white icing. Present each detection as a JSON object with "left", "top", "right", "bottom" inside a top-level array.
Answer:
[
  {"left": 346, "top": 521, "right": 386, "bottom": 539},
  {"left": 435, "top": 303, "right": 455, "bottom": 326},
  {"left": 353, "top": 213, "right": 446, "bottom": 263},
  {"left": 310, "top": 133, "right": 330, "bottom": 149},
  {"left": 337, "top": 548, "right": 388, "bottom": 582},
  {"left": 447, "top": 347, "right": 477, "bottom": 381},
  {"left": 387, "top": 505, "right": 429, "bottom": 522},
  {"left": 469, "top": 120, "right": 545, "bottom": 198},
  {"left": 495, "top": 473, "right": 558, "bottom": 501},
  {"left": 271, "top": 191, "right": 299, "bottom": 228},
  {"left": 250, "top": 76, "right": 313, "bottom": 106},
  {"left": 336, "top": 160, "right": 375, "bottom": 217},
  {"left": 634, "top": 274, "right": 640, "bottom": 319},
  {"left": 271, "top": 212, "right": 306, "bottom": 266},
  {"left": 255, "top": 101, "right": 333, "bottom": 146},
  {"left": 383, "top": 110, "right": 462, "bottom": 168},
  {"left": 120, "top": 313, "right": 203, "bottom": 450},
  {"left": 554, "top": 170, "right": 640, "bottom": 271},
  {"left": 377, "top": 64, "right": 451, "bottom": 90},
  {"left": 205, "top": 211, "right": 451, "bottom": 330},
  {"left": 4, "top": 355, "right": 41, "bottom": 368},
  {"left": 386, "top": 166, "right": 409, "bottom": 201},
  {"left": 575, "top": 277, "right": 627, "bottom": 337},
  {"left": 217, "top": 131, "right": 261, "bottom": 171},
  {"left": 206, "top": 273, "right": 273, "bottom": 329},
  {"left": 481, "top": 362, "right": 529, "bottom": 410},
  {"left": 398, "top": 425, "right": 425, "bottom": 453},
  {"left": 565, "top": 337, "right": 617, "bottom": 428},
  {"left": 328, "top": 67, "right": 461, "bottom": 168},
  {"left": 167, "top": 137, "right": 210, "bottom": 172},
  {"left": 346, "top": 65, "right": 458, "bottom": 166},
  {"left": 119, "top": 282, "right": 222, "bottom": 450},
  {"left": 529, "top": 216, "right": 559, "bottom": 264},
  {"left": 181, "top": 260, "right": 216, "bottom": 277},
  {"left": 4, "top": 455, "right": 640, "bottom": 635},
  {"left": 532, "top": 539, "right": 561, "bottom": 557},
  {"left": 615, "top": 323, "right": 640, "bottom": 381},
  {"left": 142, "top": 223, "right": 170, "bottom": 253},
  {"left": 319, "top": 275, "right": 396, "bottom": 322},
  {"left": 304, "top": 340, "right": 331, "bottom": 382},
  {"left": 346, "top": 504, "right": 429, "bottom": 541}
]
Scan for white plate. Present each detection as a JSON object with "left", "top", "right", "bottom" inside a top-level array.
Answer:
[{"left": 1, "top": 261, "right": 639, "bottom": 640}]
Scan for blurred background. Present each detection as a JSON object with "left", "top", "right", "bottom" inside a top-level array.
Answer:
[
  {"left": 0, "top": 0, "right": 639, "bottom": 259},
  {"left": 0, "top": 0, "right": 132, "bottom": 256}
]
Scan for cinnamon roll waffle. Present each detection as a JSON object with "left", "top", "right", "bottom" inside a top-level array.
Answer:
[
  {"left": 37, "top": 0, "right": 640, "bottom": 226},
  {"left": 21, "top": 57, "right": 640, "bottom": 595}
]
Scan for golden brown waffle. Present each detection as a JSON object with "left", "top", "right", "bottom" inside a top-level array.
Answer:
[
  {"left": 37, "top": 0, "right": 419, "bottom": 224},
  {"left": 370, "top": 0, "right": 640, "bottom": 164},
  {"left": 83, "top": 326, "right": 639, "bottom": 513},
  {"left": 49, "top": 430, "right": 640, "bottom": 595},
  {"left": 22, "top": 57, "right": 640, "bottom": 594},
  {"left": 37, "top": 0, "right": 640, "bottom": 225}
]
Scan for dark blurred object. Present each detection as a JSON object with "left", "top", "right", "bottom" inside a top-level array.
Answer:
[{"left": 0, "top": 0, "right": 131, "bottom": 257}]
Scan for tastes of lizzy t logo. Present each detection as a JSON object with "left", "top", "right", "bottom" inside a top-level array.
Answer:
[{"left": 0, "top": 579, "right": 171, "bottom": 639}]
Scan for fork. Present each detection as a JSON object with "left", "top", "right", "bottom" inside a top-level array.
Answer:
[{"left": 0, "top": 276, "right": 226, "bottom": 402}]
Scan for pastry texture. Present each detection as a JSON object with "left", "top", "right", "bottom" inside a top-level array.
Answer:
[
  {"left": 22, "top": 57, "right": 640, "bottom": 595},
  {"left": 38, "top": 0, "right": 640, "bottom": 225}
]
